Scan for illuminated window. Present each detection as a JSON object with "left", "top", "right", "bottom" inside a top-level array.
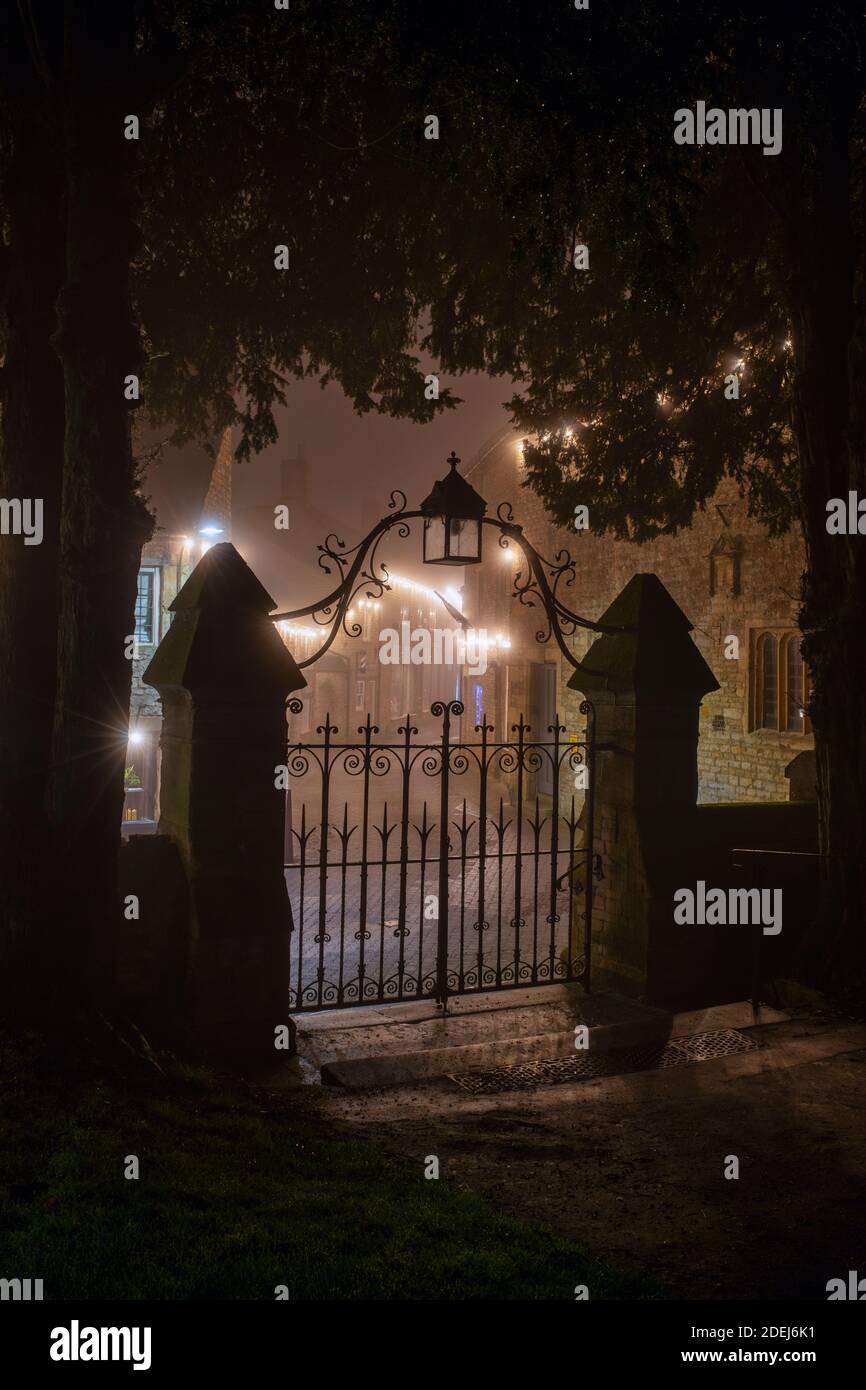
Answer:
[
  {"left": 358, "top": 602, "right": 379, "bottom": 641},
  {"left": 751, "top": 631, "right": 811, "bottom": 733},
  {"left": 134, "top": 568, "right": 160, "bottom": 646},
  {"left": 473, "top": 681, "right": 484, "bottom": 727}
]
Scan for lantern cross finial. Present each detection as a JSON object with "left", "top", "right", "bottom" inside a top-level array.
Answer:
[{"left": 446, "top": 451, "right": 460, "bottom": 470}]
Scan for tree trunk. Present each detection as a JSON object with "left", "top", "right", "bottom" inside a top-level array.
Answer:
[
  {"left": 0, "top": 88, "right": 66, "bottom": 1012},
  {"left": 49, "top": 4, "right": 153, "bottom": 1005},
  {"left": 792, "top": 130, "right": 866, "bottom": 992}
]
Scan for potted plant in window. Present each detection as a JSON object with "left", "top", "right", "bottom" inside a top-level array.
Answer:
[{"left": 123, "top": 765, "right": 143, "bottom": 821}]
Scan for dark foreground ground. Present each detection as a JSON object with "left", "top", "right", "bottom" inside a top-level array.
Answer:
[
  {"left": 0, "top": 1024, "right": 655, "bottom": 1300},
  {"left": 315, "top": 1009, "right": 866, "bottom": 1300},
  {"left": 2, "top": 1002, "right": 864, "bottom": 1301}
]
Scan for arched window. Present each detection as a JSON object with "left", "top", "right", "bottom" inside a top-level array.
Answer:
[
  {"left": 781, "top": 634, "right": 811, "bottom": 734},
  {"left": 756, "top": 633, "right": 778, "bottom": 730},
  {"left": 751, "top": 630, "right": 811, "bottom": 733}
]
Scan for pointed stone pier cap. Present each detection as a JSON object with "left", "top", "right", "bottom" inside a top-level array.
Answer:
[
  {"left": 567, "top": 573, "right": 719, "bottom": 699},
  {"left": 144, "top": 542, "right": 306, "bottom": 699}
]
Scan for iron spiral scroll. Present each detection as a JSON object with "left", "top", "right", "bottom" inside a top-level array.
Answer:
[{"left": 271, "top": 484, "right": 631, "bottom": 671}]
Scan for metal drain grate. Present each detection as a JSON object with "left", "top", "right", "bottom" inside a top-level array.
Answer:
[{"left": 446, "top": 1028, "right": 760, "bottom": 1095}]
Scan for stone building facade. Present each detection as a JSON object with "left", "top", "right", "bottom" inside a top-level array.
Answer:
[
  {"left": 461, "top": 426, "right": 813, "bottom": 806},
  {"left": 124, "top": 426, "right": 234, "bottom": 828}
]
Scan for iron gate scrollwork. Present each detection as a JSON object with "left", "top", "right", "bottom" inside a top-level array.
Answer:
[{"left": 284, "top": 696, "right": 601, "bottom": 1012}]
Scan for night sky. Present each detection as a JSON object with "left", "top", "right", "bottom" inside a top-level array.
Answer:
[{"left": 234, "top": 365, "right": 516, "bottom": 605}]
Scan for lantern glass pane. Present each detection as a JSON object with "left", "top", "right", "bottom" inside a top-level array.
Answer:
[
  {"left": 448, "top": 517, "right": 481, "bottom": 559},
  {"left": 423, "top": 515, "right": 447, "bottom": 562}
]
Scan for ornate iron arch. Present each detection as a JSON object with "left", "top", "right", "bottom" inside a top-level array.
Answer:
[{"left": 270, "top": 488, "right": 631, "bottom": 669}]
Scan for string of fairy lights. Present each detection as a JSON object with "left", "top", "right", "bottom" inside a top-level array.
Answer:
[{"left": 276, "top": 570, "right": 512, "bottom": 652}]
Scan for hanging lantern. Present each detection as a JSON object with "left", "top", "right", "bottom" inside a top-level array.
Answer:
[{"left": 420, "top": 452, "right": 486, "bottom": 565}]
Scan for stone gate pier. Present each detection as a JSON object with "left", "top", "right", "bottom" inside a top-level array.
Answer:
[
  {"left": 142, "top": 543, "right": 305, "bottom": 1050},
  {"left": 567, "top": 573, "right": 817, "bottom": 1007}
]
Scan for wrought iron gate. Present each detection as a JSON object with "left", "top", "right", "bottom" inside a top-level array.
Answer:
[{"left": 285, "top": 697, "right": 600, "bottom": 1012}]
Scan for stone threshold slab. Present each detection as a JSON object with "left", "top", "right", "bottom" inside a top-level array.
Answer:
[
  {"left": 300, "top": 988, "right": 664, "bottom": 1068},
  {"left": 314, "top": 998, "right": 789, "bottom": 1090}
]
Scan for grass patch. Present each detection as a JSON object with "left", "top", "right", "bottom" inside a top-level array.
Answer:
[{"left": 0, "top": 1026, "right": 660, "bottom": 1300}]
